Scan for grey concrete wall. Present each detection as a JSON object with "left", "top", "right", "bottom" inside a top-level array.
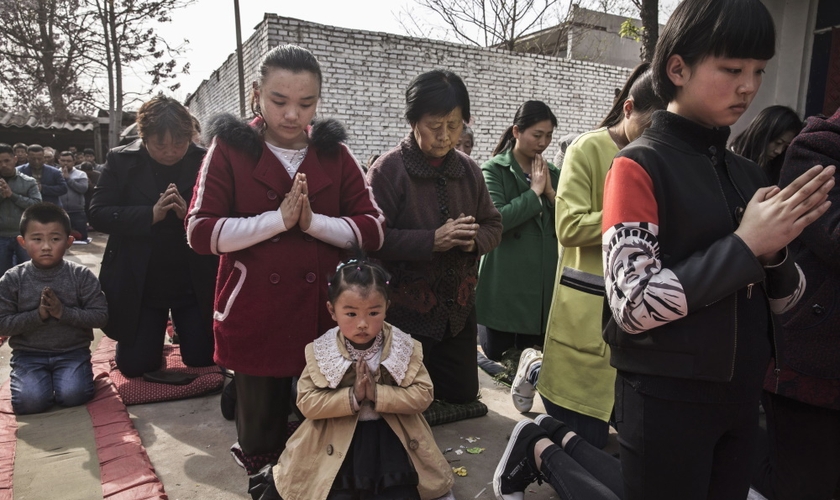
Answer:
[{"left": 186, "top": 15, "right": 632, "bottom": 165}]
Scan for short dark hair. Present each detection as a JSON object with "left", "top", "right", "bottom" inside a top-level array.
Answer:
[
  {"left": 12, "top": 143, "right": 26, "bottom": 151},
  {"left": 136, "top": 93, "right": 195, "bottom": 143},
  {"left": 27, "top": 144, "right": 44, "bottom": 154},
  {"left": 0, "top": 143, "right": 12, "bottom": 155},
  {"left": 405, "top": 70, "right": 471, "bottom": 125},
  {"left": 327, "top": 250, "right": 391, "bottom": 303},
  {"left": 251, "top": 44, "right": 322, "bottom": 116},
  {"left": 59, "top": 151, "right": 73, "bottom": 158},
  {"left": 651, "top": 0, "right": 776, "bottom": 103},
  {"left": 79, "top": 161, "right": 96, "bottom": 172},
  {"left": 20, "top": 203, "right": 72, "bottom": 237},
  {"left": 83, "top": 148, "right": 95, "bottom": 155},
  {"left": 492, "top": 100, "right": 557, "bottom": 156}
]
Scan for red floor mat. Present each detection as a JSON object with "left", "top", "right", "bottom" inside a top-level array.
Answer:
[{"left": 93, "top": 337, "right": 223, "bottom": 406}]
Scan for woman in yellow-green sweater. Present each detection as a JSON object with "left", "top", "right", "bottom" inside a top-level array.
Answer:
[{"left": 538, "top": 63, "right": 665, "bottom": 448}]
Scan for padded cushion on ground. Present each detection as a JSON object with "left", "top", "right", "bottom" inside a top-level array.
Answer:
[
  {"left": 422, "top": 399, "right": 488, "bottom": 427},
  {"left": 93, "top": 337, "right": 223, "bottom": 406}
]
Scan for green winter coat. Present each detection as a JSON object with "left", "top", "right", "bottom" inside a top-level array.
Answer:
[
  {"left": 538, "top": 128, "right": 617, "bottom": 422},
  {"left": 476, "top": 149, "right": 560, "bottom": 336}
]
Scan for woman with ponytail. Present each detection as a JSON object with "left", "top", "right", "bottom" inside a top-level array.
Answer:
[
  {"left": 476, "top": 100, "right": 560, "bottom": 363},
  {"left": 534, "top": 63, "right": 666, "bottom": 448}
]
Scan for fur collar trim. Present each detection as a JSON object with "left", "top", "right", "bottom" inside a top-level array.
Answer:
[{"left": 206, "top": 113, "right": 348, "bottom": 159}]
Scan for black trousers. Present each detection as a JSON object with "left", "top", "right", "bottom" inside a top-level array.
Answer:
[
  {"left": 541, "top": 434, "right": 623, "bottom": 499},
  {"left": 115, "top": 300, "right": 214, "bottom": 378},
  {"left": 477, "top": 324, "right": 543, "bottom": 361},
  {"left": 752, "top": 391, "right": 840, "bottom": 500},
  {"left": 615, "top": 376, "right": 758, "bottom": 500},
  {"left": 415, "top": 309, "right": 479, "bottom": 404},
  {"left": 235, "top": 373, "right": 293, "bottom": 456}
]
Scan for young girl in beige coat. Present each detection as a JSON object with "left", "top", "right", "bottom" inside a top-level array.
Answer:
[{"left": 248, "top": 256, "right": 455, "bottom": 500}]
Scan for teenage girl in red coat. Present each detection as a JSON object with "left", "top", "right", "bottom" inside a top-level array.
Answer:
[{"left": 187, "top": 44, "right": 384, "bottom": 473}]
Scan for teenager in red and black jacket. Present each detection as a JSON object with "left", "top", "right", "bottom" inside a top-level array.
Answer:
[{"left": 600, "top": 0, "right": 834, "bottom": 498}]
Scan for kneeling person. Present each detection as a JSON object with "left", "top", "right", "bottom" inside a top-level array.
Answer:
[{"left": 0, "top": 203, "right": 108, "bottom": 414}]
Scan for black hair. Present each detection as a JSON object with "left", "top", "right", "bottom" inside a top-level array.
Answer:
[
  {"left": 730, "top": 105, "right": 803, "bottom": 183},
  {"left": 83, "top": 148, "right": 95, "bottom": 155},
  {"left": 20, "top": 202, "right": 71, "bottom": 237},
  {"left": 405, "top": 70, "right": 471, "bottom": 125},
  {"left": 0, "top": 143, "right": 12, "bottom": 156},
  {"left": 492, "top": 100, "right": 557, "bottom": 156},
  {"left": 651, "top": 0, "right": 776, "bottom": 103},
  {"left": 461, "top": 125, "right": 474, "bottom": 140},
  {"left": 251, "top": 44, "right": 322, "bottom": 116},
  {"left": 327, "top": 252, "right": 391, "bottom": 304},
  {"left": 599, "top": 63, "right": 665, "bottom": 128},
  {"left": 136, "top": 93, "right": 195, "bottom": 143},
  {"left": 79, "top": 161, "right": 96, "bottom": 172},
  {"left": 12, "top": 143, "right": 26, "bottom": 151},
  {"left": 59, "top": 150, "right": 73, "bottom": 158},
  {"left": 26, "top": 144, "right": 44, "bottom": 154}
]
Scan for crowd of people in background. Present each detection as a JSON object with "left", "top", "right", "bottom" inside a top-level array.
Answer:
[{"left": 0, "top": 0, "right": 838, "bottom": 499}]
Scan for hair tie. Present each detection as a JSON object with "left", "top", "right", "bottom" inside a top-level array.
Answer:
[{"left": 335, "top": 259, "right": 360, "bottom": 273}]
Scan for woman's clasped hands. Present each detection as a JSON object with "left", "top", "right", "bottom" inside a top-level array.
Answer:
[
  {"left": 152, "top": 183, "right": 188, "bottom": 223},
  {"left": 280, "top": 173, "right": 314, "bottom": 231}
]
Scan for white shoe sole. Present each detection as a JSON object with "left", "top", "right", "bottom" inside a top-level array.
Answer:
[{"left": 493, "top": 419, "right": 531, "bottom": 500}]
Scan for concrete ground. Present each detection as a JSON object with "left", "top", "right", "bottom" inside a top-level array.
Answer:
[{"left": 0, "top": 231, "right": 618, "bottom": 500}]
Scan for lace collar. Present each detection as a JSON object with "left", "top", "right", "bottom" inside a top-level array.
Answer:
[{"left": 312, "top": 324, "right": 414, "bottom": 389}]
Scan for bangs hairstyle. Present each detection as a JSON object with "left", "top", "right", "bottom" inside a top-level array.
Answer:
[
  {"left": 0, "top": 143, "right": 12, "bottom": 156},
  {"left": 600, "top": 62, "right": 665, "bottom": 128},
  {"left": 405, "top": 70, "right": 471, "bottom": 125},
  {"left": 327, "top": 253, "right": 391, "bottom": 304},
  {"left": 20, "top": 202, "right": 71, "bottom": 237},
  {"left": 652, "top": 0, "right": 776, "bottom": 103},
  {"left": 492, "top": 100, "right": 557, "bottom": 156},
  {"left": 136, "top": 93, "right": 195, "bottom": 143},
  {"left": 251, "top": 44, "right": 322, "bottom": 116}
]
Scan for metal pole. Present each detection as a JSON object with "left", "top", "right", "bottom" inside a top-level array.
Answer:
[{"left": 234, "top": 0, "right": 246, "bottom": 118}]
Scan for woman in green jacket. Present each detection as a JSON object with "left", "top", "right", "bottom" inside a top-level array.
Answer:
[
  {"left": 538, "top": 63, "right": 664, "bottom": 448},
  {"left": 477, "top": 101, "right": 559, "bottom": 361}
]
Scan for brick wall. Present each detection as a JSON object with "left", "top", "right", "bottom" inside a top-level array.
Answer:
[{"left": 186, "top": 15, "right": 632, "bottom": 165}]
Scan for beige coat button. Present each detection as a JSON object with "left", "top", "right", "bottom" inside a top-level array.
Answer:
[
  {"left": 326, "top": 444, "right": 334, "bottom": 455},
  {"left": 409, "top": 439, "right": 419, "bottom": 450}
]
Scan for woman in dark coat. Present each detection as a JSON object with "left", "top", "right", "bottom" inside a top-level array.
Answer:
[
  {"left": 90, "top": 94, "right": 218, "bottom": 377},
  {"left": 366, "top": 70, "right": 503, "bottom": 404},
  {"left": 752, "top": 107, "right": 840, "bottom": 500}
]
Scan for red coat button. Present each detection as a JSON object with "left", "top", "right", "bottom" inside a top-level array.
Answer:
[
  {"left": 267, "top": 190, "right": 278, "bottom": 200},
  {"left": 269, "top": 273, "right": 280, "bottom": 284},
  {"left": 304, "top": 234, "right": 315, "bottom": 242},
  {"left": 305, "top": 272, "right": 316, "bottom": 283}
]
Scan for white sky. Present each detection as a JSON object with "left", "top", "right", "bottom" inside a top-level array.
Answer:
[
  {"left": 122, "top": 0, "right": 677, "bottom": 107},
  {"left": 128, "top": 0, "right": 416, "bottom": 104}
]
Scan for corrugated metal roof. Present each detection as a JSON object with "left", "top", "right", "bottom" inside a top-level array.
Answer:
[{"left": 0, "top": 110, "right": 96, "bottom": 132}]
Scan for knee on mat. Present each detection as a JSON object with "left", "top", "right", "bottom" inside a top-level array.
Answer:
[
  {"left": 55, "top": 379, "right": 96, "bottom": 408},
  {"left": 12, "top": 389, "right": 54, "bottom": 415}
]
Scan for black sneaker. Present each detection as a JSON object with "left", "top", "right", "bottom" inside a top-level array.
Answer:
[{"left": 493, "top": 420, "right": 547, "bottom": 500}]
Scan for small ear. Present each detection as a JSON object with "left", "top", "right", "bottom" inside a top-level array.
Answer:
[
  {"left": 326, "top": 301, "right": 337, "bottom": 321},
  {"left": 512, "top": 125, "right": 521, "bottom": 140},
  {"left": 67, "top": 235, "right": 75, "bottom": 245},
  {"left": 666, "top": 54, "right": 689, "bottom": 88},
  {"left": 16, "top": 235, "right": 24, "bottom": 247},
  {"left": 623, "top": 98, "right": 635, "bottom": 119}
]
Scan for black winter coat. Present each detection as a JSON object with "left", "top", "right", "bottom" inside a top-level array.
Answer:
[{"left": 89, "top": 139, "right": 218, "bottom": 343}]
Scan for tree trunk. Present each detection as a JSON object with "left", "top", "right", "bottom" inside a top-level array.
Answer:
[
  {"left": 108, "top": 0, "right": 121, "bottom": 149},
  {"left": 37, "top": 0, "right": 70, "bottom": 120},
  {"left": 639, "top": 0, "right": 658, "bottom": 62}
]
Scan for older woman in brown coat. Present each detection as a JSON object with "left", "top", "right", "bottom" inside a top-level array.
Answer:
[{"left": 367, "top": 70, "right": 502, "bottom": 404}]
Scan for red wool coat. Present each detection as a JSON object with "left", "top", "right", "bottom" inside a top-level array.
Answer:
[{"left": 187, "top": 115, "right": 384, "bottom": 377}]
